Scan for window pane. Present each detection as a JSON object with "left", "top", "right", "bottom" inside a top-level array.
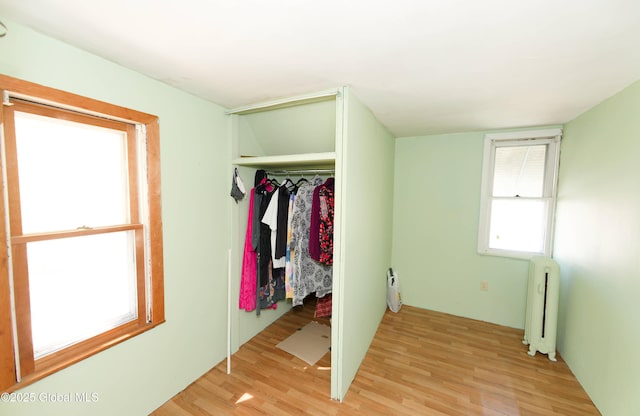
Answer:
[
  {"left": 492, "top": 145, "right": 546, "bottom": 197},
  {"left": 14, "top": 111, "right": 129, "bottom": 234},
  {"left": 28, "top": 232, "right": 137, "bottom": 358},
  {"left": 489, "top": 199, "right": 547, "bottom": 253}
]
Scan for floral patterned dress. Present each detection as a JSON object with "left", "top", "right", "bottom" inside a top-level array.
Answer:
[
  {"left": 290, "top": 176, "right": 332, "bottom": 306},
  {"left": 318, "top": 184, "right": 334, "bottom": 266}
]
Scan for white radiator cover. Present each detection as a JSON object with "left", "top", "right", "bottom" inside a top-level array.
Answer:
[{"left": 523, "top": 256, "right": 560, "bottom": 361}]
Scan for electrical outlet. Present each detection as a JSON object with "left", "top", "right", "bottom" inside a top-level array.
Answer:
[{"left": 480, "top": 280, "right": 489, "bottom": 291}]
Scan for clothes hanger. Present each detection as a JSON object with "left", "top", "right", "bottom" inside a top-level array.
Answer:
[
  {"left": 282, "top": 177, "right": 296, "bottom": 193},
  {"left": 268, "top": 177, "right": 280, "bottom": 187}
]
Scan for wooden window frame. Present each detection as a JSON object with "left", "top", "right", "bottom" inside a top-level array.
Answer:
[{"left": 0, "top": 74, "right": 165, "bottom": 392}]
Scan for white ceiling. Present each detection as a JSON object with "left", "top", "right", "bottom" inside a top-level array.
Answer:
[{"left": 1, "top": 0, "right": 640, "bottom": 137}]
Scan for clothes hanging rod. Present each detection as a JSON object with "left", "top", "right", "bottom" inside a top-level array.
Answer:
[{"left": 266, "top": 169, "right": 334, "bottom": 176}]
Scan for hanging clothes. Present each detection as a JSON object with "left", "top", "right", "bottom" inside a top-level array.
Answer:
[
  {"left": 308, "top": 184, "right": 322, "bottom": 261},
  {"left": 285, "top": 190, "right": 295, "bottom": 299},
  {"left": 256, "top": 180, "right": 275, "bottom": 287},
  {"left": 239, "top": 170, "right": 278, "bottom": 313},
  {"left": 239, "top": 171, "right": 334, "bottom": 312},
  {"left": 315, "top": 293, "right": 332, "bottom": 318},
  {"left": 239, "top": 188, "right": 257, "bottom": 312},
  {"left": 262, "top": 188, "right": 286, "bottom": 268},
  {"left": 237, "top": 170, "right": 279, "bottom": 314},
  {"left": 309, "top": 177, "right": 334, "bottom": 262},
  {"left": 257, "top": 264, "right": 285, "bottom": 310},
  {"left": 290, "top": 176, "right": 332, "bottom": 307},
  {"left": 275, "top": 183, "right": 292, "bottom": 259},
  {"left": 256, "top": 172, "right": 285, "bottom": 312},
  {"left": 318, "top": 179, "right": 335, "bottom": 266}
]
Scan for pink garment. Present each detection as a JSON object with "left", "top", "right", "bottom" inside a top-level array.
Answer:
[{"left": 239, "top": 189, "right": 257, "bottom": 311}]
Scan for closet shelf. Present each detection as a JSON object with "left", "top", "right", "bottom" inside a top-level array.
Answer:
[{"left": 232, "top": 152, "right": 336, "bottom": 169}]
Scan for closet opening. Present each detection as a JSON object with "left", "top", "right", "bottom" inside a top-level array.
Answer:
[{"left": 228, "top": 88, "right": 343, "bottom": 400}]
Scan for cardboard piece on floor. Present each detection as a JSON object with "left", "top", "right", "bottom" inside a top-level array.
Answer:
[{"left": 276, "top": 321, "right": 331, "bottom": 366}]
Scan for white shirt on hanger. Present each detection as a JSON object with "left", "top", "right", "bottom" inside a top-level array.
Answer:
[{"left": 262, "top": 188, "right": 286, "bottom": 268}]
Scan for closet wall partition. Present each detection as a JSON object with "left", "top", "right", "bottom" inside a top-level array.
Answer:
[{"left": 228, "top": 87, "right": 394, "bottom": 401}]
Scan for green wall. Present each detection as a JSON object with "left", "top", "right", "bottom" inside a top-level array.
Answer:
[
  {"left": 554, "top": 80, "right": 640, "bottom": 416},
  {"left": 0, "top": 18, "right": 230, "bottom": 416},
  {"left": 333, "top": 89, "right": 395, "bottom": 399},
  {"left": 392, "top": 130, "right": 536, "bottom": 328}
]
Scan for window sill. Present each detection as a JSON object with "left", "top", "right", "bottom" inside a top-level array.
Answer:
[
  {"left": 5, "top": 319, "right": 165, "bottom": 393},
  {"left": 477, "top": 248, "right": 546, "bottom": 261}
]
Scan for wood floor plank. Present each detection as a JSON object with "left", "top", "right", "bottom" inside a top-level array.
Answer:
[{"left": 151, "top": 304, "right": 600, "bottom": 415}]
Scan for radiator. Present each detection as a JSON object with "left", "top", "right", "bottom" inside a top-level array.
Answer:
[{"left": 523, "top": 256, "right": 560, "bottom": 361}]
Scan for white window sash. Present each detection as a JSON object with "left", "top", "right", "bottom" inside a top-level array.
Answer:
[{"left": 478, "top": 129, "right": 561, "bottom": 259}]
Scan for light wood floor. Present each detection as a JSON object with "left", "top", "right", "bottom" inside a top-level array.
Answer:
[{"left": 151, "top": 303, "right": 600, "bottom": 415}]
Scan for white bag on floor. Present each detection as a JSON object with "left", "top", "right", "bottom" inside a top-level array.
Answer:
[{"left": 386, "top": 268, "right": 402, "bottom": 313}]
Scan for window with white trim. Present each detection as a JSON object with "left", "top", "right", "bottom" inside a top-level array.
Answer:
[
  {"left": 0, "top": 74, "right": 165, "bottom": 392},
  {"left": 478, "top": 129, "right": 561, "bottom": 258}
]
